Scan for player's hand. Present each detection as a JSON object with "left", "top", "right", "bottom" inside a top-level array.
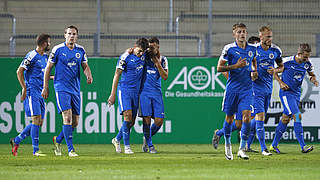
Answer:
[
  {"left": 267, "top": 66, "right": 274, "bottom": 75},
  {"left": 310, "top": 76, "right": 319, "bottom": 87},
  {"left": 251, "top": 71, "right": 258, "bottom": 81},
  {"left": 279, "top": 82, "right": 289, "bottom": 90},
  {"left": 41, "top": 87, "right": 49, "bottom": 99},
  {"left": 235, "top": 57, "right": 247, "bottom": 69},
  {"left": 108, "top": 94, "right": 115, "bottom": 106},
  {"left": 21, "top": 88, "right": 27, "bottom": 101},
  {"left": 126, "top": 48, "right": 134, "bottom": 54},
  {"left": 87, "top": 75, "right": 93, "bottom": 84}
]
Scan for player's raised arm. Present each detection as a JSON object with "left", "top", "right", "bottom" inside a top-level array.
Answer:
[
  {"left": 42, "top": 62, "right": 54, "bottom": 99},
  {"left": 16, "top": 66, "right": 27, "bottom": 101},
  {"left": 81, "top": 62, "right": 93, "bottom": 84}
]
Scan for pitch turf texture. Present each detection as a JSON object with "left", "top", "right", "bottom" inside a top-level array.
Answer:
[{"left": 0, "top": 144, "right": 319, "bottom": 180}]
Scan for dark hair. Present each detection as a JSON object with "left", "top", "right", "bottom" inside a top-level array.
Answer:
[
  {"left": 248, "top": 36, "right": 260, "bottom": 44},
  {"left": 298, "top": 43, "right": 312, "bottom": 54},
  {"left": 65, "top": 25, "right": 79, "bottom": 34},
  {"left": 36, "top": 33, "right": 50, "bottom": 46},
  {"left": 232, "top": 23, "right": 247, "bottom": 31},
  {"left": 136, "top": 38, "right": 149, "bottom": 51},
  {"left": 149, "top": 37, "right": 159, "bottom": 45}
]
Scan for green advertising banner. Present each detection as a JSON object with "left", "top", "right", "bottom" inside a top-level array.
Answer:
[
  {"left": 1, "top": 57, "right": 320, "bottom": 144},
  {"left": 0, "top": 57, "right": 227, "bottom": 144}
]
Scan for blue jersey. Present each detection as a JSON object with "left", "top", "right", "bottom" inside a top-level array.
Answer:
[
  {"left": 281, "top": 56, "right": 314, "bottom": 97},
  {"left": 49, "top": 43, "right": 87, "bottom": 95},
  {"left": 116, "top": 52, "right": 145, "bottom": 93},
  {"left": 219, "top": 42, "right": 256, "bottom": 92},
  {"left": 253, "top": 43, "right": 282, "bottom": 94},
  {"left": 141, "top": 55, "right": 168, "bottom": 95},
  {"left": 20, "top": 50, "right": 48, "bottom": 96}
]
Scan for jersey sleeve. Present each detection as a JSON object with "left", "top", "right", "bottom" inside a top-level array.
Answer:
[
  {"left": 81, "top": 48, "right": 88, "bottom": 63},
  {"left": 307, "top": 61, "right": 314, "bottom": 72},
  {"left": 162, "top": 56, "right": 168, "bottom": 70},
  {"left": 219, "top": 45, "right": 229, "bottom": 61},
  {"left": 275, "top": 48, "right": 283, "bottom": 64},
  {"left": 49, "top": 46, "right": 59, "bottom": 64},
  {"left": 20, "top": 51, "right": 36, "bottom": 70},
  {"left": 116, "top": 52, "right": 129, "bottom": 70}
]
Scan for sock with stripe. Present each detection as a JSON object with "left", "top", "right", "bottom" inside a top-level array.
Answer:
[{"left": 31, "top": 124, "right": 40, "bottom": 154}]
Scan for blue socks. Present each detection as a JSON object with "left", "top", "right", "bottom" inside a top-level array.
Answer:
[
  {"left": 217, "top": 120, "right": 239, "bottom": 137},
  {"left": 294, "top": 122, "right": 305, "bottom": 150},
  {"left": 116, "top": 126, "right": 123, "bottom": 142},
  {"left": 272, "top": 121, "right": 287, "bottom": 147},
  {"left": 223, "top": 121, "right": 232, "bottom": 144},
  {"left": 56, "top": 128, "right": 75, "bottom": 144},
  {"left": 247, "top": 118, "right": 256, "bottom": 149},
  {"left": 240, "top": 122, "right": 250, "bottom": 149},
  {"left": 143, "top": 123, "right": 153, "bottom": 147},
  {"left": 14, "top": 124, "right": 32, "bottom": 144},
  {"left": 151, "top": 123, "right": 161, "bottom": 136},
  {"left": 122, "top": 121, "right": 131, "bottom": 146},
  {"left": 256, "top": 120, "right": 267, "bottom": 151},
  {"left": 31, "top": 124, "right": 40, "bottom": 154},
  {"left": 63, "top": 125, "right": 73, "bottom": 152}
]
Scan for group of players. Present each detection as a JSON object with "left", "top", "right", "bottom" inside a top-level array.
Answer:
[
  {"left": 213, "top": 23, "right": 318, "bottom": 160},
  {"left": 9, "top": 23, "right": 318, "bottom": 159},
  {"left": 10, "top": 25, "right": 168, "bottom": 156}
]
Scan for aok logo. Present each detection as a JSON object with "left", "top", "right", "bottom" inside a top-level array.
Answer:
[{"left": 167, "top": 66, "right": 225, "bottom": 90}]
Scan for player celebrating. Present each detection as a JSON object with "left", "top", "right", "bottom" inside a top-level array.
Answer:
[
  {"left": 247, "top": 26, "right": 283, "bottom": 156},
  {"left": 270, "top": 43, "right": 318, "bottom": 153},
  {"left": 212, "top": 36, "right": 260, "bottom": 150},
  {"left": 109, "top": 38, "right": 149, "bottom": 154},
  {"left": 10, "top": 34, "right": 51, "bottom": 156},
  {"left": 42, "top": 25, "right": 93, "bottom": 157},
  {"left": 217, "top": 23, "right": 257, "bottom": 160},
  {"left": 140, "top": 37, "right": 168, "bottom": 153}
]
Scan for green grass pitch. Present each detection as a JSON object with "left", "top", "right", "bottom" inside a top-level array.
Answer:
[{"left": 0, "top": 144, "right": 319, "bottom": 180}]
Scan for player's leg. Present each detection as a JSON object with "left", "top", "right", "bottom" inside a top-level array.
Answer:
[
  {"left": 293, "top": 112, "right": 313, "bottom": 153},
  {"left": 30, "top": 115, "right": 46, "bottom": 156},
  {"left": 212, "top": 114, "right": 241, "bottom": 149},
  {"left": 221, "top": 91, "right": 237, "bottom": 160},
  {"left": 270, "top": 93, "right": 296, "bottom": 153},
  {"left": 10, "top": 97, "right": 34, "bottom": 156},
  {"left": 237, "top": 110, "right": 251, "bottom": 159},
  {"left": 142, "top": 116, "right": 152, "bottom": 152},
  {"left": 246, "top": 117, "right": 257, "bottom": 152}
]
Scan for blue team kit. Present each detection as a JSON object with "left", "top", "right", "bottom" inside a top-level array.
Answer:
[
  {"left": 20, "top": 49, "right": 48, "bottom": 118},
  {"left": 49, "top": 42, "right": 87, "bottom": 115}
]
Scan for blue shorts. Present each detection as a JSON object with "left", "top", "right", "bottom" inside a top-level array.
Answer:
[
  {"left": 222, "top": 90, "right": 253, "bottom": 116},
  {"left": 24, "top": 95, "right": 45, "bottom": 119},
  {"left": 118, "top": 90, "right": 139, "bottom": 118},
  {"left": 139, "top": 92, "right": 165, "bottom": 118},
  {"left": 280, "top": 91, "right": 299, "bottom": 116},
  {"left": 55, "top": 91, "right": 80, "bottom": 115},
  {"left": 254, "top": 92, "right": 271, "bottom": 114}
]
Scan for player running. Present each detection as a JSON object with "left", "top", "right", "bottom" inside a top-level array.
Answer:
[
  {"left": 217, "top": 23, "right": 258, "bottom": 160},
  {"left": 270, "top": 43, "right": 318, "bottom": 153}
]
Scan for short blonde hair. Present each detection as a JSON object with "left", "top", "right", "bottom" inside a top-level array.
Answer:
[
  {"left": 259, "top": 26, "right": 272, "bottom": 33},
  {"left": 232, "top": 23, "right": 247, "bottom": 31}
]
